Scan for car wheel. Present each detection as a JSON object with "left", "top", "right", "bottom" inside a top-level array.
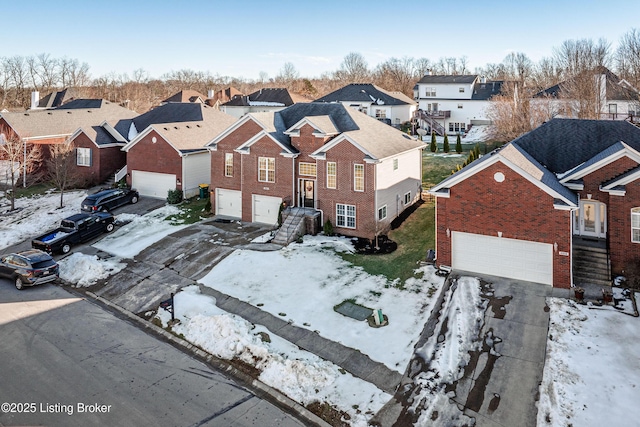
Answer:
[
  {"left": 15, "top": 276, "right": 24, "bottom": 290},
  {"left": 131, "top": 195, "right": 139, "bottom": 204},
  {"left": 100, "top": 206, "right": 108, "bottom": 212},
  {"left": 106, "top": 223, "right": 115, "bottom": 232},
  {"left": 62, "top": 243, "right": 72, "bottom": 254}
]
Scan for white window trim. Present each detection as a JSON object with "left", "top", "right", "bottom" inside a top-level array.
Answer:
[
  {"left": 327, "top": 162, "right": 336, "bottom": 189},
  {"left": 393, "top": 158, "right": 398, "bottom": 170},
  {"left": 258, "top": 157, "right": 275, "bottom": 183},
  {"left": 378, "top": 205, "right": 387, "bottom": 220},
  {"left": 299, "top": 162, "right": 317, "bottom": 177},
  {"left": 632, "top": 208, "right": 640, "bottom": 243},
  {"left": 354, "top": 164, "right": 364, "bottom": 192},
  {"left": 77, "top": 147, "right": 91, "bottom": 167},
  {"left": 336, "top": 203, "right": 356, "bottom": 229},
  {"left": 225, "top": 153, "right": 233, "bottom": 177},
  {"left": 404, "top": 191, "right": 411, "bottom": 205}
]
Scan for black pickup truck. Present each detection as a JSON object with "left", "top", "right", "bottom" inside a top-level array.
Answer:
[{"left": 32, "top": 212, "right": 116, "bottom": 254}]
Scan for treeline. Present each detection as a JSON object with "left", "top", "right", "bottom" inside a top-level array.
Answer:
[{"left": 1, "top": 29, "right": 639, "bottom": 115}]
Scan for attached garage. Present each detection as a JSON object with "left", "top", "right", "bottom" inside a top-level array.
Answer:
[
  {"left": 132, "top": 170, "right": 176, "bottom": 199},
  {"left": 216, "top": 189, "right": 242, "bottom": 219},
  {"left": 252, "top": 195, "right": 282, "bottom": 225},
  {"left": 451, "top": 231, "right": 553, "bottom": 285}
]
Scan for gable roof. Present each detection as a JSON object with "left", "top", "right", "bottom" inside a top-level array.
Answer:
[
  {"left": 127, "top": 102, "right": 207, "bottom": 137},
  {"left": 471, "top": 80, "right": 505, "bottom": 100},
  {"left": 35, "top": 88, "right": 84, "bottom": 109},
  {"left": 417, "top": 75, "right": 478, "bottom": 84},
  {"left": 314, "top": 83, "right": 415, "bottom": 106},
  {"left": 221, "top": 88, "right": 309, "bottom": 107},
  {"left": 124, "top": 104, "right": 236, "bottom": 153},
  {"left": 162, "top": 90, "right": 207, "bottom": 104},
  {"left": 512, "top": 119, "right": 640, "bottom": 174},
  {"left": 0, "top": 100, "right": 137, "bottom": 141},
  {"left": 534, "top": 66, "right": 640, "bottom": 101}
]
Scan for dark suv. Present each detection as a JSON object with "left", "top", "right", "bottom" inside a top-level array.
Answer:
[
  {"left": 81, "top": 188, "right": 139, "bottom": 212},
  {"left": 0, "top": 250, "right": 59, "bottom": 290}
]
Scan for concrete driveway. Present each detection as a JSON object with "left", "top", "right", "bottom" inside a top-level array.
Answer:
[{"left": 454, "top": 272, "right": 556, "bottom": 427}]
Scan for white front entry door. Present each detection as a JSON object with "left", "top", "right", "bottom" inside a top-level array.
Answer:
[{"left": 575, "top": 200, "right": 606, "bottom": 238}]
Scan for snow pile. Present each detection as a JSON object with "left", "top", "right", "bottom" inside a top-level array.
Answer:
[
  {"left": 411, "top": 277, "right": 486, "bottom": 425},
  {"left": 199, "top": 235, "right": 444, "bottom": 372},
  {"left": 93, "top": 205, "right": 187, "bottom": 258},
  {"left": 537, "top": 297, "right": 640, "bottom": 427},
  {"left": 0, "top": 190, "right": 87, "bottom": 249},
  {"left": 59, "top": 253, "right": 126, "bottom": 287},
  {"left": 156, "top": 285, "right": 389, "bottom": 426}
]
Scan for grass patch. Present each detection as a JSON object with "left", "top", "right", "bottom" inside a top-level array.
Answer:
[
  {"left": 340, "top": 201, "right": 435, "bottom": 285},
  {"left": 422, "top": 151, "right": 468, "bottom": 188},
  {"left": 165, "top": 197, "right": 212, "bottom": 225},
  {"left": 6, "top": 182, "right": 56, "bottom": 199}
]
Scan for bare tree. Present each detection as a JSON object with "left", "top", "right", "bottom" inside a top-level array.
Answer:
[
  {"left": 60, "top": 57, "right": 91, "bottom": 88},
  {"left": 5, "top": 56, "right": 30, "bottom": 107},
  {"left": 275, "top": 62, "right": 299, "bottom": 87},
  {"left": 47, "top": 140, "right": 79, "bottom": 208},
  {"left": 616, "top": 28, "right": 640, "bottom": 88},
  {"left": 335, "top": 52, "right": 369, "bottom": 83},
  {"left": 373, "top": 57, "right": 417, "bottom": 96},
  {"left": 0, "top": 127, "right": 42, "bottom": 211},
  {"left": 554, "top": 38, "right": 611, "bottom": 78}
]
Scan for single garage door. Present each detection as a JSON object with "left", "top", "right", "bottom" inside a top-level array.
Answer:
[
  {"left": 451, "top": 231, "right": 553, "bottom": 285},
  {"left": 216, "top": 189, "right": 242, "bottom": 219},
  {"left": 252, "top": 195, "right": 282, "bottom": 225},
  {"left": 132, "top": 170, "right": 176, "bottom": 199}
]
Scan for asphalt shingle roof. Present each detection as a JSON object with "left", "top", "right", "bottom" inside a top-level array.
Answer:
[
  {"left": 222, "top": 88, "right": 309, "bottom": 107},
  {"left": 314, "top": 83, "right": 414, "bottom": 106},
  {"left": 417, "top": 75, "right": 478, "bottom": 84}
]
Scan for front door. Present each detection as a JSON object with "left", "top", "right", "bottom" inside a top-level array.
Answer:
[
  {"left": 575, "top": 200, "right": 607, "bottom": 238},
  {"left": 299, "top": 179, "right": 315, "bottom": 208}
]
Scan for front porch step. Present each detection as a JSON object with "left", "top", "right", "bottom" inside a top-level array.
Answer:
[{"left": 572, "top": 241, "right": 611, "bottom": 287}]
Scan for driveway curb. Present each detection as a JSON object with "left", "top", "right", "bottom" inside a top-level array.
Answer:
[{"left": 83, "top": 289, "right": 331, "bottom": 427}]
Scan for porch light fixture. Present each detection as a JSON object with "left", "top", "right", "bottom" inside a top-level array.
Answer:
[
  {"left": 587, "top": 194, "right": 592, "bottom": 199},
  {"left": 446, "top": 228, "right": 450, "bottom": 238},
  {"left": 497, "top": 231, "right": 502, "bottom": 237},
  {"left": 554, "top": 242, "right": 558, "bottom": 252}
]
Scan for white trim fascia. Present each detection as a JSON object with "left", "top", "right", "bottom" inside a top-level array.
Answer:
[
  {"left": 101, "top": 121, "right": 127, "bottom": 143},
  {"left": 283, "top": 117, "right": 340, "bottom": 137},
  {"left": 281, "top": 152, "right": 298, "bottom": 158},
  {"left": 602, "top": 168, "right": 640, "bottom": 189},
  {"left": 429, "top": 188, "right": 450, "bottom": 198},
  {"left": 563, "top": 182, "right": 584, "bottom": 191},
  {"left": 376, "top": 144, "right": 425, "bottom": 163},
  {"left": 553, "top": 203, "right": 578, "bottom": 211},
  {"left": 310, "top": 134, "right": 377, "bottom": 161},
  {"left": 309, "top": 152, "right": 326, "bottom": 160},
  {"left": 237, "top": 130, "right": 295, "bottom": 155},
  {"left": 602, "top": 188, "right": 627, "bottom": 196},
  {"left": 179, "top": 149, "right": 208, "bottom": 158},
  {"left": 23, "top": 133, "right": 71, "bottom": 142},
  {"left": 560, "top": 142, "right": 640, "bottom": 183},
  {"left": 122, "top": 126, "right": 182, "bottom": 156},
  {"left": 205, "top": 114, "right": 258, "bottom": 147}
]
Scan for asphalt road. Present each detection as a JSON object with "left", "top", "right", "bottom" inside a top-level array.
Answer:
[{"left": 0, "top": 283, "right": 306, "bottom": 427}]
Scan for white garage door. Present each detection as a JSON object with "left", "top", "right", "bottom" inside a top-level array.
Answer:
[
  {"left": 216, "top": 189, "right": 242, "bottom": 219},
  {"left": 252, "top": 195, "right": 282, "bottom": 225},
  {"left": 451, "top": 232, "right": 553, "bottom": 285},
  {"left": 132, "top": 170, "right": 176, "bottom": 199}
]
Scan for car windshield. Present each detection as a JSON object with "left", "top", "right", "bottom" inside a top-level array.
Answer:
[
  {"left": 31, "top": 259, "right": 56, "bottom": 269},
  {"left": 83, "top": 197, "right": 98, "bottom": 204}
]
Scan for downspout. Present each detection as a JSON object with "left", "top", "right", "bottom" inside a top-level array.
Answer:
[
  {"left": 292, "top": 156, "right": 296, "bottom": 207},
  {"left": 23, "top": 139, "right": 26, "bottom": 187}
]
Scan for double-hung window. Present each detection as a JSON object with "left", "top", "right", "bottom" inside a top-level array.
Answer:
[
  {"left": 336, "top": 204, "right": 356, "bottom": 229},
  {"left": 77, "top": 147, "right": 91, "bottom": 166},
  {"left": 327, "top": 162, "right": 336, "bottom": 189},
  {"left": 378, "top": 205, "right": 387, "bottom": 220},
  {"left": 632, "top": 208, "right": 640, "bottom": 243},
  {"left": 225, "top": 153, "right": 233, "bottom": 177},
  {"left": 354, "top": 164, "right": 364, "bottom": 191},
  {"left": 258, "top": 157, "right": 275, "bottom": 182}
]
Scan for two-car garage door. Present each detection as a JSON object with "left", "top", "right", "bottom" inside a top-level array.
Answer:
[
  {"left": 215, "top": 190, "right": 281, "bottom": 225},
  {"left": 451, "top": 231, "right": 553, "bottom": 285}
]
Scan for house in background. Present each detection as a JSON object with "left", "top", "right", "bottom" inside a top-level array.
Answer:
[
  {"left": 430, "top": 118, "right": 640, "bottom": 289},
  {"left": 220, "top": 88, "right": 310, "bottom": 118},
  {"left": 206, "top": 103, "right": 424, "bottom": 239},
  {"left": 313, "top": 83, "right": 417, "bottom": 127},
  {"left": 0, "top": 99, "right": 137, "bottom": 185},
  {"left": 162, "top": 90, "right": 208, "bottom": 104},
  {"left": 30, "top": 88, "right": 85, "bottom": 110},
  {"left": 533, "top": 67, "right": 640, "bottom": 121},
  {"left": 121, "top": 103, "right": 236, "bottom": 198},
  {"left": 413, "top": 73, "right": 503, "bottom": 136},
  {"left": 207, "top": 87, "right": 243, "bottom": 109}
]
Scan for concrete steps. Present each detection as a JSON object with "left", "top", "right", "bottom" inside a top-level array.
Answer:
[
  {"left": 573, "top": 243, "right": 611, "bottom": 287},
  {"left": 272, "top": 209, "right": 306, "bottom": 245}
]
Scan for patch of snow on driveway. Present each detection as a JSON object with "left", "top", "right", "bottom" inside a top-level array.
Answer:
[{"left": 59, "top": 253, "right": 126, "bottom": 287}]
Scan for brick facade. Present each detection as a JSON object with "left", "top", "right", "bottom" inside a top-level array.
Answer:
[
  {"left": 126, "top": 130, "right": 182, "bottom": 191},
  {"left": 436, "top": 161, "right": 572, "bottom": 288},
  {"left": 71, "top": 132, "right": 126, "bottom": 186}
]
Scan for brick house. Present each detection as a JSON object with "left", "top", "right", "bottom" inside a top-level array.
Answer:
[
  {"left": 0, "top": 99, "right": 137, "bottom": 185},
  {"left": 430, "top": 118, "right": 640, "bottom": 288},
  {"left": 206, "top": 103, "right": 425, "bottom": 237},
  {"left": 122, "top": 103, "right": 236, "bottom": 198}
]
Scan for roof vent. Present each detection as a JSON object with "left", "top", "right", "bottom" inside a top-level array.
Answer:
[{"left": 67, "top": 111, "right": 72, "bottom": 114}]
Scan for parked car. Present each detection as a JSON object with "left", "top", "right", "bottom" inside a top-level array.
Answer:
[
  {"left": 81, "top": 188, "right": 139, "bottom": 212},
  {"left": 0, "top": 249, "right": 59, "bottom": 290},
  {"left": 32, "top": 212, "right": 116, "bottom": 254}
]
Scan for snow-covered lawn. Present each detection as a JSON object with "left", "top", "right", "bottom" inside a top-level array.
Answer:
[
  {"left": 92, "top": 205, "right": 187, "bottom": 258},
  {"left": 0, "top": 190, "right": 87, "bottom": 249},
  {"left": 199, "top": 235, "right": 444, "bottom": 373},
  {"left": 154, "top": 285, "right": 389, "bottom": 426},
  {"left": 537, "top": 296, "right": 640, "bottom": 427}
]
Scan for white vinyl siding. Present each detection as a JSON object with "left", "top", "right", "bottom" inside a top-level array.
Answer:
[{"left": 182, "top": 152, "right": 211, "bottom": 198}]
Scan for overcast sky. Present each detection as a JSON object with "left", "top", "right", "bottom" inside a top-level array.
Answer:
[{"left": 6, "top": 0, "right": 640, "bottom": 80}]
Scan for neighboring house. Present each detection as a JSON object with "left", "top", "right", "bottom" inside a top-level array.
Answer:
[
  {"left": 30, "top": 88, "right": 84, "bottom": 110},
  {"left": 533, "top": 67, "right": 640, "bottom": 120},
  {"left": 121, "top": 103, "right": 236, "bottom": 198},
  {"left": 0, "top": 99, "right": 137, "bottom": 184},
  {"left": 413, "top": 73, "right": 503, "bottom": 136},
  {"left": 206, "top": 103, "right": 425, "bottom": 236},
  {"left": 430, "top": 118, "right": 640, "bottom": 288},
  {"left": 314, "top": 83, "right": 417, "bottom": 127},
  {"left": 220, "top": 88, "right": 310, "bottom": 119},
  {"left": 207, "top": 87, "right": 243, "bottom": 109},
  {"left": 162, "top": 90, "right": 208, "bottom": 104}
]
